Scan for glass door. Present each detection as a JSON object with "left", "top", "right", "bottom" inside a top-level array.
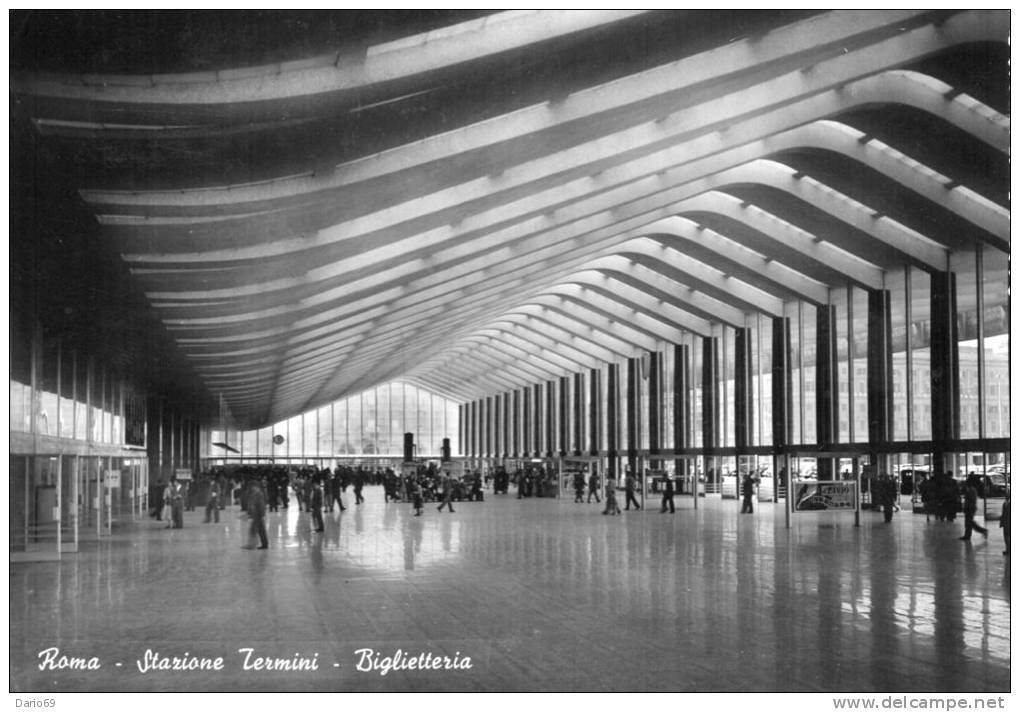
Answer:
[{"left": 60, "top": 455, "right": 79, "bottom": 552}]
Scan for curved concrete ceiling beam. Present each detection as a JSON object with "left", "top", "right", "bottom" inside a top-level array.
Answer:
[
  {"left": 77, "top": 12, "right": 998, "bottom": 214},
  {"left": 473, "top": 327, "right": 603, "bottom": 372},
  {"left": 671, "top": 191, "right": 885, "bottom": 290},
  {"left": 15, "top": 11, "right": 649, "bottom": 106}
]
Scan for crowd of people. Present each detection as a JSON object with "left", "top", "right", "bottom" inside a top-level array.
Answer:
[{"left": 149, "top": 460, "right": 1009, "bottom": 555}]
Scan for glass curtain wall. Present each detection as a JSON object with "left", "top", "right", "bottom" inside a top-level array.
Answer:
[{"left": 210, "top": 382, "right": 461, "bottom": 462}]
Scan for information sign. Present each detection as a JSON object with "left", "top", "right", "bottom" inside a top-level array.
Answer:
[{"left": 792, "top": 480, "right": 856, "bottom": 512}]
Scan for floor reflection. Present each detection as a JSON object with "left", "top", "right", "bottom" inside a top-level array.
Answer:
[{"left": 9, "top": 489, "right": 1011, "bottom": 692}]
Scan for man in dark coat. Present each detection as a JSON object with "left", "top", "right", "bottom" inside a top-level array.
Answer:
[
  {"left": 437, "top": 473, "right": 455, "bottom": 513},
  {"left": 741, "top": 474, "right": 756, "bottom": 514},
  {"left": 624, "top": 471, "right": 641, "bottom": 510},
  {"left": 660, "top": 475, "right": 675, "bottom": 513},
  {"left": 587, "top": 471, "right": 601, "bottom": 503}
]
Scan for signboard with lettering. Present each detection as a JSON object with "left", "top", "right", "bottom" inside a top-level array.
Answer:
[
  {"left": 106, "top": 470, "right": 121, "bottom": 488},
  {"left": 174, "top": 468, "right": 193, "bottom": 481},
  {"left": 438, "top": 460, "right": 464, "bottom": 478},
  {"left": 792, "top": 481, "right": 856, "bottom": 512}
]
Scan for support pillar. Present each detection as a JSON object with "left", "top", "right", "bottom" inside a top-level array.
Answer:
[
  {"left": 702, "top": 337, "right": 719, "bottom": 484},
  {"left": 522, "top": 387, "right": 531, "bottom": 457},
  {"left": 503, "top": 392, "right": 511, "bottom": 458},
  {"left": 512, "top": 391, "right": 520, "bottom": 458},
  {"left": 772, "top": 317, "right": 792, "bottom": 508},
  {"left": 458, "top": 405, "right": 464, "bottom": 456},
  {"left": 485, "top": 397, "right": 493, "bottom": 458},
  {"left": 816, "top": 305, "right": 839, "bottom": 479},
  {"left": 533, "top": 384, "right": 542, "bottom": 457},
  {"left": 931, "top": 270, "right": 959, "bottom": 470},
  {"left": 558, "top": 376, "right": 569, "bottom": 457},
  {"left": 648, "top": 352, "right": 661, "bottom": 455},
  {"left": 545, "top": 380, "right": 555, "bottom": 458},
  {"left": 607, "top": 363, "right": 619, "bottom": 478},
  {"left": 626, "top": 357, "right": 638, "bottom": 476},
  {"left": 868, "top": 289, "right": 894, "bottom": 453},
  {"left": 734, "top": 328, "right": 753, "bottom": 450},
  {"left": 573, "top": 372, "right": 583, "bottom": 456},
  {"left": 589, "top": 368, "right": 600, "bottom": 455}
]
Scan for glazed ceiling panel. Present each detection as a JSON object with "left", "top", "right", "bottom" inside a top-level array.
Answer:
[{"left": 11, "top": 9, "right": 1010, "bottom": 427}]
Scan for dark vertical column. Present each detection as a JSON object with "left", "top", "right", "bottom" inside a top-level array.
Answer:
[
  {"left": 512, "top": 390, "right": 521, "bottom": 457},
  {"left": 648, "top": 352, "right": 661, "bottom": 454},
  {"left": 474, "top": 400, "right": 482, "bottom": 458},
  {"left": 589, "top": 368, "right": 600, "bottom": 455},
  {"left": 489, "top": 391, "right": 497, "bottom": 456},
  {"left": 673, "top": 344, "right": 688, "bottom": 452},
  {"left": 772, "top": 318, "right": 791, "bottom": 450},
  {"left": 485, "top": 396, "right": 492, "bottom": 458},
  {"left": 626, "top": 357, "right": 638, "bottom": 474},
  {"left": 146, "top": 396, "right": 162, "bottom": 479},
  {"left": 558, "top": 376, "right": 569, "bottom": 456},
  {"left": 503, "top": 392, "right": 511, "bottom": 458},
  {"left": 522, "top": 387, "right": 531, "bottom": 456},
  {"left": 867, "top": 289, "right": 893, "bottom": 447},
  {"left": 816, "top": 305, "right": 839, "bottom": 479},
  {"left": 545, "top": 380, "right": 555, "bottom": 457},
  {"left": 931, "top": 271, "right": 959, "bottom": 458},
  {"left": 533, "top": 384, "right": 542, "bottom": 456},
  {"left": 702, "top": 338, "right": 718, "bottom": 451},
  {"left": 734, "top": 328, "right": 753, "bottom": 449},
  {"left": 607, "top": 364, "right": 618, "bottom": 476},
  {"left": 468, "top": 401, "right": 476, "bottom": 457},
  {"left": 458, "top": 405, "right": 464, "bottom": 456},
  {"left": 573, "top": 372, "right": 583, "bottom": 456},
  {"left": 702, "top": 337, "right": 718, "bottom": 481}
]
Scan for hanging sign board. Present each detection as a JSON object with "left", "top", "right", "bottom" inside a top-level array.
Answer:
[
  {"left": 106, "top": 470, "right": 121, "bottom": 488},
  {"left": 174, "top": 468, "right": 193, "bottom": 481},
  {"left": 792, "top": 480, "right": 856, "bottom": 512},
  {"left": 438, "top": 461, "right": 465, "bottom": 478}
]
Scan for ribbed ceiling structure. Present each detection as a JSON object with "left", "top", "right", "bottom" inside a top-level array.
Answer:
[{"left": 11, "top": 10, "right": 1010, "bottom": 430}]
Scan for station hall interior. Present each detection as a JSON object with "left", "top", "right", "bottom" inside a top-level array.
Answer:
[{"left": 8, "top": 10, "right": 1012, "bottom": 694}]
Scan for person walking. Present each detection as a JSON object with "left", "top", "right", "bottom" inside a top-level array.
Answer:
[
  {"left": 153, "top": 478, "right": 166, "bottom": 521},
  {"left": 412, "top": 480, "right": 424, "bottom": 516},
  {"left": 959, "top": 475, "right": 989, "bottom": 541},
  {"left": 573, "top": 471, "right": 586, "bottom": 503},
  {"left": 1001, "top": 496, "right": 1010, "bottom": 555},
  {"left": 167, "top": 477, "right": 184, "bottom": 529},
  {"left": 741, "top": 474, "right": 756, "bottom": 514},
  {"left": 310, "top": 478, "right": 325, "bottom": 533},
  {"left": 437, "top": 472, "right": 456, "bottom": 513},
  {"left": 624, "top": 470, "right": 641, "bottom": 511},
  {"left": 603, "top": 474, "right": 621, "bottom": 515},
  {"left": 354, "top": 472, "right": 365, "bottom": 505},
  {"left": 587, "top": 471, "right": 601, "bottom": 503},
  {"left": 244, "top": 480, "right": 269, "bottom": 550},
  {"left": 660, "top": 475, "right": 675, "bottom": 513},
  {"left": 203, "top": 477, "right": 220, "bottom": 523}
]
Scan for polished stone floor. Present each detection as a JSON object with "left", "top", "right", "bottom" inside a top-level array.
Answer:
[{"left": 9, "top": 488, "right": 1010, "bottom": 692}]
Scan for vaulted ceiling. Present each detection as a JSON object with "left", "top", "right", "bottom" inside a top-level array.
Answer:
[{"left": 10, "top": 10, "right": 1010, "bottom": 429}]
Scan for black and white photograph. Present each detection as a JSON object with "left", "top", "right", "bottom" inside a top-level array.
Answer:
[{"left": 8, "top": 9, "right": 1011, "bottom": 702}]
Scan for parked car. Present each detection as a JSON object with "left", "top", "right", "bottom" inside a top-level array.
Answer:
[{"left": 983, "top": 473, "right": 1009, "bottom": 498}]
